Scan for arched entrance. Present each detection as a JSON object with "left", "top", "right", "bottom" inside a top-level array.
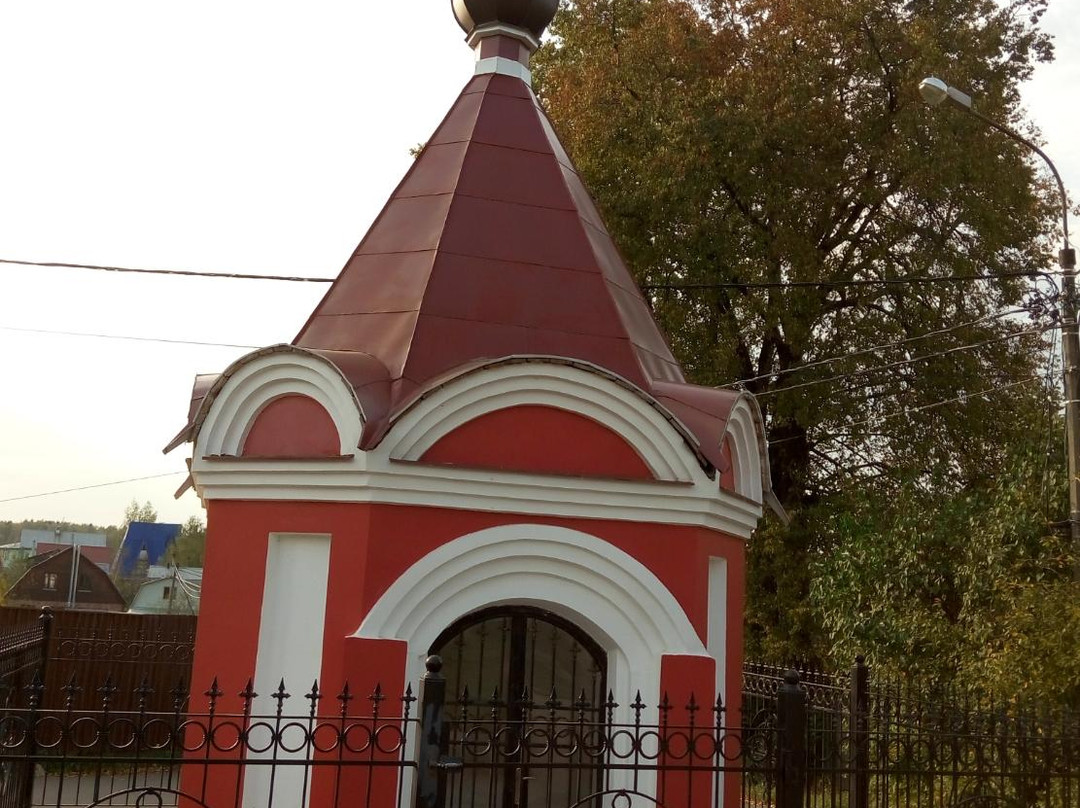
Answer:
[{"left": 430, "top": 607, "right": 608, "bottom": 808}]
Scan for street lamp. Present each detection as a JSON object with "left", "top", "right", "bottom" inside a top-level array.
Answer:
[{"left": 919, "top": 76, "right": 1080, "bottom": 576}]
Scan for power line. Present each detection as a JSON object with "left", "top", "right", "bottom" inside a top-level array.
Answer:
[
  {"left": 826, "top": 375, "right": 1044, "bottom": 436},
  {"left": 0, "top": 325, "right": 261, "bottom": 350},
  {"left": 644, "top": 270, "right": 1059, "bottom": 292},
  {"left": 1, "top": 256, "right": 1060, "bottom": 291},
  {"left": 767, "top": 374, "right": 1045, "bottom": 447},
  {"left": 0, "top": 473, "right": 186, "bottom": 505},
  {"left": 757, "top": 326, "right": 1051, "bottom": 398},
  {"left": 720, "top": 306, "right": 1038, "bottom": 389},
  {"left": 0, "top": 257, "right": 335, "bottom": 283}
]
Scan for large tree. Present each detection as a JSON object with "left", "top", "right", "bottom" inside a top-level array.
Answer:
[{"left": 533, "top": 0, "right": 1063, "bottom": 666}]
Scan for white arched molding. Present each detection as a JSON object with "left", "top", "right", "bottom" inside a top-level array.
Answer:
[
  {"left": 196, "top": 349, "right": 363, "bottom": 459},
  {"left": 387, "top": 363, "right": 702, "bottom": 484},
  {"left": 356, "top": 524, "right": 708, "bottom": 720},
  {"left": 722, "top": 396, "right": 769, "bottom": 504}
]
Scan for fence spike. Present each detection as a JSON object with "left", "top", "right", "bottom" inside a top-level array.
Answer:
[
  {"left": 659, "top": 692, "right": 672, "bottom": 725},
  {"left": 205, "top": 676, "right": 222, "bottom": 698},
  {"left": 573, "top": 688, "right": 590, "bottom": 715},
  {"left": 273, "top": 679, "right": 291, "bottom": 714},
  {"left": 171, "top": 677, "right": 188, "bottom": 711},
  {"left": 240, "top": 678, "right": 258, "bottom": 707},
  {"left": 61, "top": 672, "right": 82, "bottom": 708},
  {"left": 307, "top": 679, "right": 322, "bottom": 707},
  {"left": 369, "top": 682, "right": 384, "bottom": 718},
  {"left": 135, "top": 676, "right": 154, "bottom": 710},
  {"left": 338, "top": 682, "right": 354, "bottom": 717},
  {"left": 99, "top": 675, "right": 118, "bottom": 709},
  {"left": 686, "top": 692, "right": 699, "bottom": 714}
]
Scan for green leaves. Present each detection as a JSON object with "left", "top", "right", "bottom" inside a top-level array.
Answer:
[
  {"left": 534, "top": 0, "right": 1068, "bottom": 697},
  {"left": 812, "top": 433, "right": 1077, "bottom": 703}
]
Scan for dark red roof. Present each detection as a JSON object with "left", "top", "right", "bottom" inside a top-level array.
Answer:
[
  {"left": 293, "top": 72, "right": 685, "bottom": 406},
  {"left": 37, "top": 544, "right": 113, "bottom": 568},
  {"left": 172, "top": 45, "right": 774, "bottom": 505}
]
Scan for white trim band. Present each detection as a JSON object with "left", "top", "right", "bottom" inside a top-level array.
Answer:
[{"left": 475, "top": 56, "right": 532, "bottom": 85}]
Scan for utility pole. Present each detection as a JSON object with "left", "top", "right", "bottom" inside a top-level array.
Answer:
[{"left": 919, "top": 78, "right": 1079, "bottom": 578}]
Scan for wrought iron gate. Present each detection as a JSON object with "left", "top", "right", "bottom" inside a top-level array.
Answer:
[{"left": 429, "top": 607, "right": 608, "bottom": 808}]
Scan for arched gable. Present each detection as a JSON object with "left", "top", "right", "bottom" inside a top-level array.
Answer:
[
  {"left": 420, "top": 404, "right": 655, "bottom": 479},
  {"left": 196, "top": 347, "right": 363, "bottom": 459},
  {"left": 384, "top": 361, "right": 706, "bottom": 484},
  {"left": 721, "top": 396, "right": 770, "bottom": 504}
]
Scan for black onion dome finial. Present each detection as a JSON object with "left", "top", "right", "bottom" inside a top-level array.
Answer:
[{"left": 452, "top": 0, "right": 560, "bottom": 42}]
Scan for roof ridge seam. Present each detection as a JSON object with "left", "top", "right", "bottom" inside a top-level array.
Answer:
[
  {"left": 398, "top": 101, "right": 481, "bottom": 382},
  {"left": 528, "top": 125, "right": 657, "bottom": 385},
  {"left": 293, "top": 79, "right": 484, "bottom": 346},
  {"left": 534, "top": 104, "right": 684, "bottom": 383}
]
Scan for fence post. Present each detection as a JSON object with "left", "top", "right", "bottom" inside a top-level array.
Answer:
[
  {"left": 776, "top": 670, "right": 807, "bottom": 808},
  {"left": 415, "top": 655, "right": 448, "bottom": 808},
  {"left": 849, "top": 657, "right": 869, "bottom": 808},
  {"left": 38, "top": 607, "right": 54, "bottom": 681}
]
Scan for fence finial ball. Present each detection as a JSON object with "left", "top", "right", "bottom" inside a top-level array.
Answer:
[
  {"left": 425, "top": 654, "right": 444, "bottom": 674},
  {"left": 451, "top": 0, "right": 560, "bottom": 41}
]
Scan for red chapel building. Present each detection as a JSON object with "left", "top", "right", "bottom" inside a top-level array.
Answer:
[{"left": 167, "top": 0, "right": 777, "bottom": 801}]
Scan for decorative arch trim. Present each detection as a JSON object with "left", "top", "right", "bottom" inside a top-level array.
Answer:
[
  {"left": 721, "top": 396, "right": 769, "bottom": 503},
  {"left": 197, "top": 347, "right": 363, "bottom": 459},
  {"left": 385, "top": 363, "right": 705, "bottom": 483},
  {"left": 355, "top": 524, "right": 708, "bottom": 713}
]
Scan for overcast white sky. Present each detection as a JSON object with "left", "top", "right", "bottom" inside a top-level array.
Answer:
[{"left": 0, "top": 1, "right": 1077, "bottom": 528}]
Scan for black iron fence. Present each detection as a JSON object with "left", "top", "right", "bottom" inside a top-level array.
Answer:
[
  {"left": 743, "top": 660, "right": 1080, "bottom": 808},
  {"left": 0, "top": 628, "right": 1073, "bottom": 808}
]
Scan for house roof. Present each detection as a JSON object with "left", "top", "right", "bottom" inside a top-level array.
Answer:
[
  {"left": 4, "top": 546, "right": 126, "bottom": 607},
  {"left": 37, "top": 543, "right": 113, "bottom": 568},
  {"left": 115, "top": 522, "right": 181, "bottom": 576}
]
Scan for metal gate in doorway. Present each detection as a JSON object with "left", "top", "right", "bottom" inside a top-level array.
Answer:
[{"left": 428, "top": 607, "right": 608, "bottom": 808}]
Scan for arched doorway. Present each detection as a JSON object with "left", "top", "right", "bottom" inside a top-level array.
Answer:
[{"left": 430, "top": 606, "right": 608, "bottom": 808}]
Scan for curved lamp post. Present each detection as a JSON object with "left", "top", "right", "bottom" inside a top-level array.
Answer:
[{"left": 920, "top": 76, "right": 1080, "bottom": 575}]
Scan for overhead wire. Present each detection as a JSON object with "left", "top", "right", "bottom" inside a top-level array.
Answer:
[
  {"left": 756, "top": 325, "right": 1053, "bottom": 398},
  {"left": 0, "top": 325, "right": 261, "bottom": 350},
  {"left": 643, "top": 269, "right": 1060, "bottom": 291},
  {"left": 0, "top": 473, "right": 186, "bottom": 504},
  {"left": 0, "top": 257, "right": 335, "bottom": 283},
  {"left": 1, "top": 256, "right": 1059, "bottom": 290},
  {"left": 719, "top": 305, "right": 1042, "bottom": 389},
  {"left": 767, "top": 373, "right": 1046, "bottom": 447}
]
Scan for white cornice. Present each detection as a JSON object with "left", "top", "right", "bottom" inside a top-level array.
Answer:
[{"left": 188, "top": 460, "right": 762, "bottom": 538}]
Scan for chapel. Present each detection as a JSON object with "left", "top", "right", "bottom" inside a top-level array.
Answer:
[{"left": 167, "top": 2, "right": 776, "bottom": 803}]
